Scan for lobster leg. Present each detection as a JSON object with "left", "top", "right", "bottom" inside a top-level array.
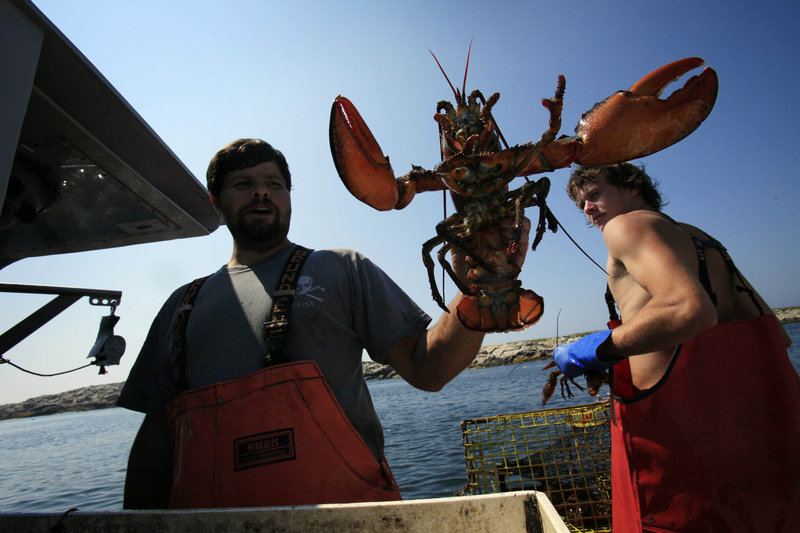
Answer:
[
  {"left": 434, "top": 219, "right": 507, "bottom": 277},
  {"left": 424, "top": 214, "right": 510, "bottom": 311},
  {"left": 514, "top": 75, "right": 582, "bottom": 177},
  {"left": 512, "top": 178, "right": 555, "bottom": 252},
  {"left": 436, "top": 243, "right": 472, "bottom": 295},
  {"left": 422, "top": 235, "right": 450, "bottom": 313}
]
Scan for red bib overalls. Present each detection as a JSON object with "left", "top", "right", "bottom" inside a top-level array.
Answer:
[{"left": 610, "top": 315, "right": 800, "bottom": 532}]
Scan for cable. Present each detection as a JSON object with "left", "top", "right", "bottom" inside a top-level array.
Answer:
[
  {"left": 0, "top": 356, "right": 93, "bottom": 377},
  {"left": 550, "top": 211, "right": 608, "bottom": 275}
]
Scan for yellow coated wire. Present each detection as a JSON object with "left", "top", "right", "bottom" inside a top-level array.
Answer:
[{"left": 462, "top": 402, "right": 612, "bottom": 532}]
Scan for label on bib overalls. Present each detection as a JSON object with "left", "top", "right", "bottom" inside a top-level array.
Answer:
[{"left": 234, "top": 428, "right": 296, "bottom": 471}]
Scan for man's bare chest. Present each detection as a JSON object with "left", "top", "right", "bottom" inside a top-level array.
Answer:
[{"left": 607, "top": 259, "right": 650, "bottom": 321}]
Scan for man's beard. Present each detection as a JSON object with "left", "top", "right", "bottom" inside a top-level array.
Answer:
[{"left": 227, "top": 201, "right": 291, "bottom": 251}]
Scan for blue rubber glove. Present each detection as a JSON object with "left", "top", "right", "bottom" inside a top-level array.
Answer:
[{"left": 553, "top": 330, "right": 620, "bottom": 379}]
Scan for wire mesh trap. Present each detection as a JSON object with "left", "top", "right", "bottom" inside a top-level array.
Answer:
[{"left": 461, "top": 401, "right": 612, "bottom": 532}]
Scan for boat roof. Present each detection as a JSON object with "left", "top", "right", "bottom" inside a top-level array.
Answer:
[{"left": 1, "top": 0, "right": 220, "bottom": 267}]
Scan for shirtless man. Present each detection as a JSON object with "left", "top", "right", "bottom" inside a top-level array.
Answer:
[{"left": 553, "top": 163, "right": 800, "bottom": 533}]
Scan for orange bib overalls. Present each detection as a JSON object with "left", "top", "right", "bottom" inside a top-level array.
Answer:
[{"left": 167, "top": 361, "right": 401, "bottom": 508}]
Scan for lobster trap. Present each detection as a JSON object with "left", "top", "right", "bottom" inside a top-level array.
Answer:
[{"left": 461, "top": 401, "right": 612, "bottom": 533}]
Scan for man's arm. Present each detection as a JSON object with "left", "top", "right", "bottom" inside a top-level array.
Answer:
[
  {"left": 123, "top": 411, "right": 174, "bottom": 509},
  {"left": 384, "top": 294, "right": 486, "bottom": 391},
  {"left": 599, "top": 212, "right": 718, "bottom": 358},
  {"left": 385, "top": 217, "right": 530, "bottom": 391}
]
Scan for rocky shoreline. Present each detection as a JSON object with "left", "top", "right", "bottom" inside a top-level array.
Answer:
[{"left": 2, "top": 306, "right": 798, "bottom": 421}]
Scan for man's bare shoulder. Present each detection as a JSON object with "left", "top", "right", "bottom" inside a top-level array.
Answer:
[
  {"left": 604, "top": 210, "right": 700, "bottom": 278},
  {"left": 606, "top": 209, "right": 663, "bottom": 230},
  {"left": 603, "top": 210, "right": 665, "bottom": 248}
]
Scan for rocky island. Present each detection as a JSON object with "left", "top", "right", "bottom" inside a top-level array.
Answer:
[{"left": 2, "top": 306, "right": 798, "bottom": 421}]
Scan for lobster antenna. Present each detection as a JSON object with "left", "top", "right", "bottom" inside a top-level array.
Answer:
[
  {"left": 462, "top": 37, "right": 473, "bottom": 99},
  {"left": 428, "top": 63, "right": 452, "bottom": 300},
  {"left": 492, "top": 114, "right": 511, "bottom": 150},
  {"left": 556, "top": 307, "right": 562, "bottom": 347},
  {"left": 430, "top": 49, "right": 452, "bottom": 303},
  {"left": 429, "top": 50, "right": 460, "bottom": 101}
]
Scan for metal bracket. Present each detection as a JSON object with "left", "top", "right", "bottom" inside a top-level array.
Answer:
[{"left": 0, "top": 282, "right": 122, "bottom": 357}]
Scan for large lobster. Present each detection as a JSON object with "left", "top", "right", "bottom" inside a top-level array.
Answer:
[{"left": 329, "top": 54, "right": 718, "bottom": 332}]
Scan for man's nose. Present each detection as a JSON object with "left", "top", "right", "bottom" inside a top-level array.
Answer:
[{"left": 252, "top": 182, "right": 271, "bottom": 198}]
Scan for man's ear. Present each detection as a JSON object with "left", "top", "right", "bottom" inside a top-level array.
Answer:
[{"left": 209, "top": 193, "right": 224, "bottom": 217}]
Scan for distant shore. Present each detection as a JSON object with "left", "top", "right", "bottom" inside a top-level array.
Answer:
[{"left": 2, "top": 306, "right": 798, "bottom": 421}]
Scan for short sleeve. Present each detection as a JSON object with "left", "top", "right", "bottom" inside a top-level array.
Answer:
[
  {"left": 116, "top": 287, "right": 186, "bottom": 413},
  {"left": 347, "top": 252, "right": 431, "bottom": 363}
]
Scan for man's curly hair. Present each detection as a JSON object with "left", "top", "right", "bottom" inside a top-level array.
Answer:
[{"left": 567, "top": 162, "right": 664, "bottom": 211}]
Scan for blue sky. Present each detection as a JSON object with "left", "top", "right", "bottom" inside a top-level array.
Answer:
[{"left": 2, "top": 0, "right": 798, "bottom": 404}]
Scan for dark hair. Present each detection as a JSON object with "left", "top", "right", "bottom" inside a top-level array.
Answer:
[
  {"left": 567, "top": 162, "right": 664, "bottom": 211},
  {"left": 206, "top": 139, "right": 291, "bottom": 198}
]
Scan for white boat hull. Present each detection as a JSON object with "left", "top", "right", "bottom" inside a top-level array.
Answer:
[{"left": 1, "top": 492, "right": 570, "bottom": 532}]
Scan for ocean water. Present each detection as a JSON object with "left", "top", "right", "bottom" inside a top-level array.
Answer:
[{"left": 2, "top": 322, "right": 799, "bottom": 513}]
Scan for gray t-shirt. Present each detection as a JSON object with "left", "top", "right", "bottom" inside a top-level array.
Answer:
[{"left": 117, "top": 244, "right": 431, "bottom": 458}]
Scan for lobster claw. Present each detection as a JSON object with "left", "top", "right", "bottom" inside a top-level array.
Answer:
[
  {"left": 330, "top": 96, "right": 400, "bottom": 211},
  {"left": 575, "top": 57, "right": 719, "bottom": 165},
  {"left": 330, "top": 96, "right": 447, "bottom": 210}
]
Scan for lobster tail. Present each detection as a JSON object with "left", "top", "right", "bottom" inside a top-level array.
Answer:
[{"left": 456, "top": 285, "right": 543, "bottom": 332}]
